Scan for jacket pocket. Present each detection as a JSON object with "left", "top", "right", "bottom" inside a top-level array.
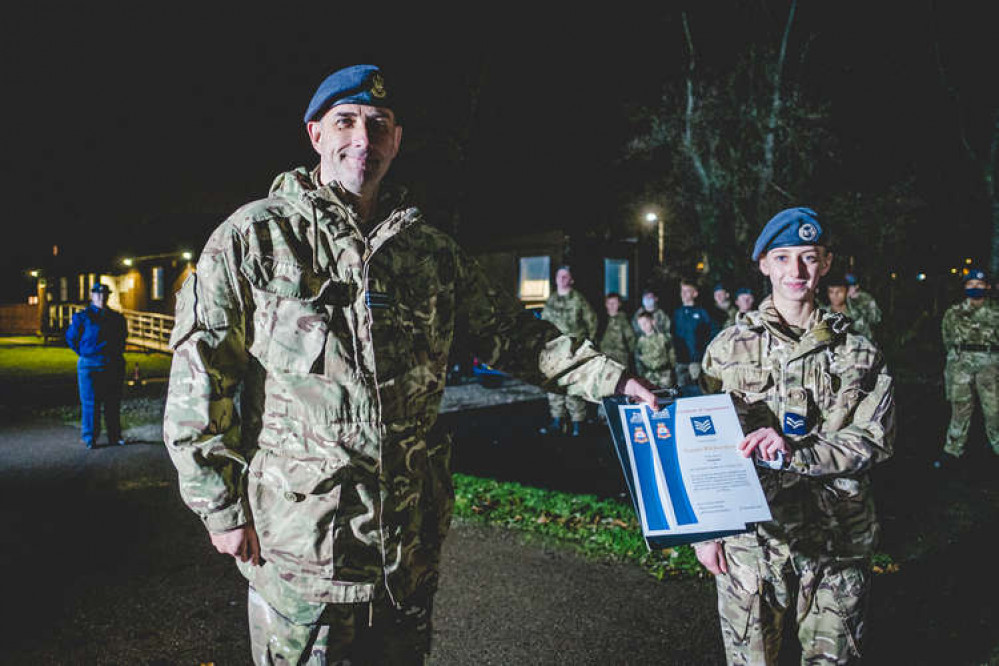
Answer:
[
  {"left": 242, "top": 258, "right": 330, "bottom": 374},
  {"left": 248, "top": 451, "right": 348, "bottom": 576}
]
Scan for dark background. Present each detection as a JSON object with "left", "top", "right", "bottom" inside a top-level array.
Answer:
[{"left": 1, "top": 3, "right": 996, "bottom": 301}]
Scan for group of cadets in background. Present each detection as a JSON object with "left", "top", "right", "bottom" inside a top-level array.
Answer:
[{"left": 540, "top": 264, "right": 898, "bottom": 434}]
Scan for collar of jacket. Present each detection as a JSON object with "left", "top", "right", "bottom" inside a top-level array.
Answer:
[
  {"left": 268, "top": 165, "right": 421, "bottom": 270},
  {"left": 746, "top": 296, "right": 849, "bottom": 359}
]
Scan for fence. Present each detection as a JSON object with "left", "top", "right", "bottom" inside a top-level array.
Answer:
[{"left": 49, "top": 304, "right": 175, "bottom": 353}]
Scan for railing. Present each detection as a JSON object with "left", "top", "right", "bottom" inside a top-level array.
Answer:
[{"left": 49, "top": 304, "right": 175, "bottom": 353}]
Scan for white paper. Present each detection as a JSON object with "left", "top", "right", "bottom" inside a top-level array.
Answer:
[{"left": 616, "top": 393, "right": 772, "bottom": 539}]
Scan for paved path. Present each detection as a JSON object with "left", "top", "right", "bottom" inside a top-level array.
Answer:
[
  {"left": 0, "top": 419, "right": 724, "bottom": 665},
  {"left": 3, "top": 402, "right": 999, "bottom": 665}
]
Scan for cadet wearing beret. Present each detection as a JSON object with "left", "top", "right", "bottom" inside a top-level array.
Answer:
[
  {"left": 725, "top": 287, "right": 755, "bottom": 326},
  {"left": 695, "top": 206, "right": 895, "bottom": 664},
  {"left": 935, "top": 267, "right": 999, "bottom": 470},
  {"left": 162, "top": 63, "right": 657, "bottom": 664},
  {"left": 65, "top": 283, "right": 127, "bottom": 448}
]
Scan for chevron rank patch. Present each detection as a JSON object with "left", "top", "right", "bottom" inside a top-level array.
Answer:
[{"left": 783, "top": 412, "right": 807, "bottom": 436}]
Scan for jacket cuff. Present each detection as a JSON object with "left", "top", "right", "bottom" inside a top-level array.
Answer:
[{"left": 201, "top": 501, "right": 249, "bottom": 534}]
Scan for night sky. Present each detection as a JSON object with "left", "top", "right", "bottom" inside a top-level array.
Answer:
[{"left": 1, "top": 3, "right": 996, "bottom": 301}]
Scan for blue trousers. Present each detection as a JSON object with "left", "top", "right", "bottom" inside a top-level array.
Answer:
[{"left": 77, "top": 358, "right": 124, "bottom": 444}]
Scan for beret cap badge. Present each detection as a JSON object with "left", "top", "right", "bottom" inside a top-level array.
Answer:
[
  {"left": 370, "top": 73, "right": 387, "bottom": 99},
  {"left": 798, "top": 223, "right": 818, "bottom": 242}
]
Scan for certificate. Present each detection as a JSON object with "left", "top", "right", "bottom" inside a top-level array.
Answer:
[{"left": 603, "top": 392, "right": 772, "bottom": 549}]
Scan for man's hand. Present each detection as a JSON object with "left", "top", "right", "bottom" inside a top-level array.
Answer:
[
  {"left": 620, "top": 376, "right": 659, "bottom": 409},
  {"left": 738, "top": 427, "right": 789, "bottom": 462},
  {"left": 688, "top": 361, "right": 701, "bottom": 381},
  {"left": 694, "top": 541, "right": 728, "bottom": 575},
  {"left": 209, "top": 525, "right": 261, "bottom": 566}
]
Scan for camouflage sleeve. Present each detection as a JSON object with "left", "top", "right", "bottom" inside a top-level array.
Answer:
[
  {"left": 787, "top": 349, "right": 895, "bottom": 477},
  {"left": 162, "top": 222, "right": 252, "bottom": 534},
  {"left": 941, "top": 306, "right": 957, "bottom": 349},
  {"left": 583, "top": 297, "right": 598, "bottom": 341},
  {"left": 624, "top": 320, "right": 637, "bottom": 352},
  {"left": 457, "top": 251, "right": 623, "bottom": 402},
  {"left": 698, "top": 337, "right": 725, "bottom": 395}
]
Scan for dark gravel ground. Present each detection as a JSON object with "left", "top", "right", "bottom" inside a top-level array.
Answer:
[{"left": 1, "top": 369, "right": 998, "bottom": 664}]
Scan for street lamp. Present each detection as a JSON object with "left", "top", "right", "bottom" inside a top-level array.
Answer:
[{"left": 645, "top": 212, "right": 664, "bottom": 265}]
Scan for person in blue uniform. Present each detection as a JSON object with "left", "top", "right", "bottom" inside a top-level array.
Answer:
[
  {"left": 672, "top": 278, "right": 719, "bottom": 396},
  {"left": 65, "top": 283, "right": 128, "bottom": 449}
]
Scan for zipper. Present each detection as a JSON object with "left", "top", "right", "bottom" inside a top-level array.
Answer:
[{"left": 359, "top": 208, "right": 413, "bottom": 611}]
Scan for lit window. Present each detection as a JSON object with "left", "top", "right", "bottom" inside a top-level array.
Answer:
[
  {"left": 604, "top": 258, "right": 629, "bottom": 299},
  {"left": 59, "top": 277, "right": 68, "bottom": 302},
  {"left": 78, "top": 274, "right": 86, "bottom": 300},
  {"left": 152, "top": 266, "right": 165, "bottom": 300},
  {"left": 518, "top": 256, "right": 551, "bottom": 301}
]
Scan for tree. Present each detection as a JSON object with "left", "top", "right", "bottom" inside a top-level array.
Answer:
[{"left": 622, "top": 1, "right": 835, "bottom": 288}]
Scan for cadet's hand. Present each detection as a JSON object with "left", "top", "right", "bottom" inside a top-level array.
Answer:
[
  {"left": 620, "top": 376, "right": 658, "bottom": 409},
  {"left": 688, "top": 362, "right": 702, "bottom": 381},
  {"left": 210, "top": 525, "right": 261, "bottom": 566},
  {"left": 694, "top": 541, "right": 728, "bottom": 575},
  {"left": 738, "top": 427, "right": 789, "bottom": 462}
]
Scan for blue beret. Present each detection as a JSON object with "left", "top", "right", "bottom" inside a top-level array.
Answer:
[
  {"left": 752, "top": 207, "right": 824, "bottom": 261},
  {"left": 304, "top": 64, "right": 392, "bottom": 124},
  {"left": 735, "top": 287, "right": 752, "bottom": 297},
  {"left": 713, "top": 283, "right": 727, "bottom": 292},
  {"left": 91, "top": 283, "right": 111, "bottom": 294},
  {"left": 964, "top": 268, "right": 988, "bottom": 283},
  {"left": 844, "top": 272, "right": 858, "bottom": 286}
]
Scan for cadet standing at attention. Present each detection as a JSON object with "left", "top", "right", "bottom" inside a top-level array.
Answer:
[
  {"left": 162, "top": 64, "right": 656, "bottom": 665},
  {"left": 598, "top": 292, "right": 637, "bottom": 371},
  {"left": 825, "top": 273, "right": 875, "bottom": 341},
  {"left": 539, "top": 265, "right": 599, "bottom": 437},
  {"left": 634, "top": 310, "right": 675, "bottom": 388},
  {"left": 934, "top": 267, "right": 998, "bottom": 470},
  {"left": 65, "top": 282, "right": 128, "bottom": 449},
  {"left": 845, "top": 272, "right": 881, "bottom": 338},
  {"left": 694, "top": 207, "right": 895, "bottom": 665}
]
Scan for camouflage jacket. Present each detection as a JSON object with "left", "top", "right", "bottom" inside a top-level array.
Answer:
[
  {"left": 542, "top": 289, "right": 597, "bottom": 341},
  {"left": 849, "top": 289, "right": 881, "bottom": 328},
  {"left": 163, "top": 166, "right": 625, "bottom": 608},
  {"left": 941, "top": 299, "right": 999, "bottom": 351},
  {"left": 631, "top": 307, "right": 671, "bottom": 337},
  {"left": 700, "top": 296, "right": 895, "bottom": 562},
  {"left": 635, "top": 330, "right": 675, "bottom": 376},
  {"left": 598, "top": 312, "right": 637, "bottom": 368}
]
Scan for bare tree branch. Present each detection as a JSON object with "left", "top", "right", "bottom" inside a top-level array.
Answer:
[{"left": 758, "top": 0, "right": 797, "bottom": 208}]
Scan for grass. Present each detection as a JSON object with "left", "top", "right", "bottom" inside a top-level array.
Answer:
[
  {"left": 0, "top": 336, "right": 173, "bottom": 381},
  {"left": 453, "top": 474, "right": 900, "bottom": 581}
]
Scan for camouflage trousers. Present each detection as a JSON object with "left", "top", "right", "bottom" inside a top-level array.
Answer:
[
  {"left": 248, "top": 584, "right": 434, "bottom": 665},
  {"left": 943, "top": 351, "right": 999, "bottom": 457},
  {"left": 547, "top": 392, "right": 588, "bottom": 422},
  {"left": 713, "top": 534, "right": 869, "bottom": 665}
]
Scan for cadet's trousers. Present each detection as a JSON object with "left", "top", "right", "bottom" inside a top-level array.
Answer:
[
  {"left": 76, "top": 357, "right": 123, "bottom": 444},
  {"left": 248, "top": 584, "right": 433, "bottom": 665},
  {"left": 714, "top": 534, "right": 869, "bottom": 666},
  {"left": 546, "top": 392, "right": 587, "bottom": 422},
  {"left": 944, "top": 351, "right": 999, "bottom": 457}
]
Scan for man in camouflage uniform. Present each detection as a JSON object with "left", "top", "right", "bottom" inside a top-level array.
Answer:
[
  {"left": 934, "top": 267, "right": 999, "bottom": 469},
  {"left": 634, "top": 310, "right": 675, "bottom": 387},
  {"left": 825, "top": 274, "right": 874, "bottom": 341},
  {"left": 162, "top": 64, "right": 656, "bottom": 665},
  {"left": 694, "top": 207, "right": 895, "bottom": 665},
  {"left": 539, "top": 265, "right": 599, "bottom": 437},
  {"left": 598, "top": 292, "right": 636, "bottom": 370},
  {"left": 845, "top": 273, "right": 881, "bottom": 338}
]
